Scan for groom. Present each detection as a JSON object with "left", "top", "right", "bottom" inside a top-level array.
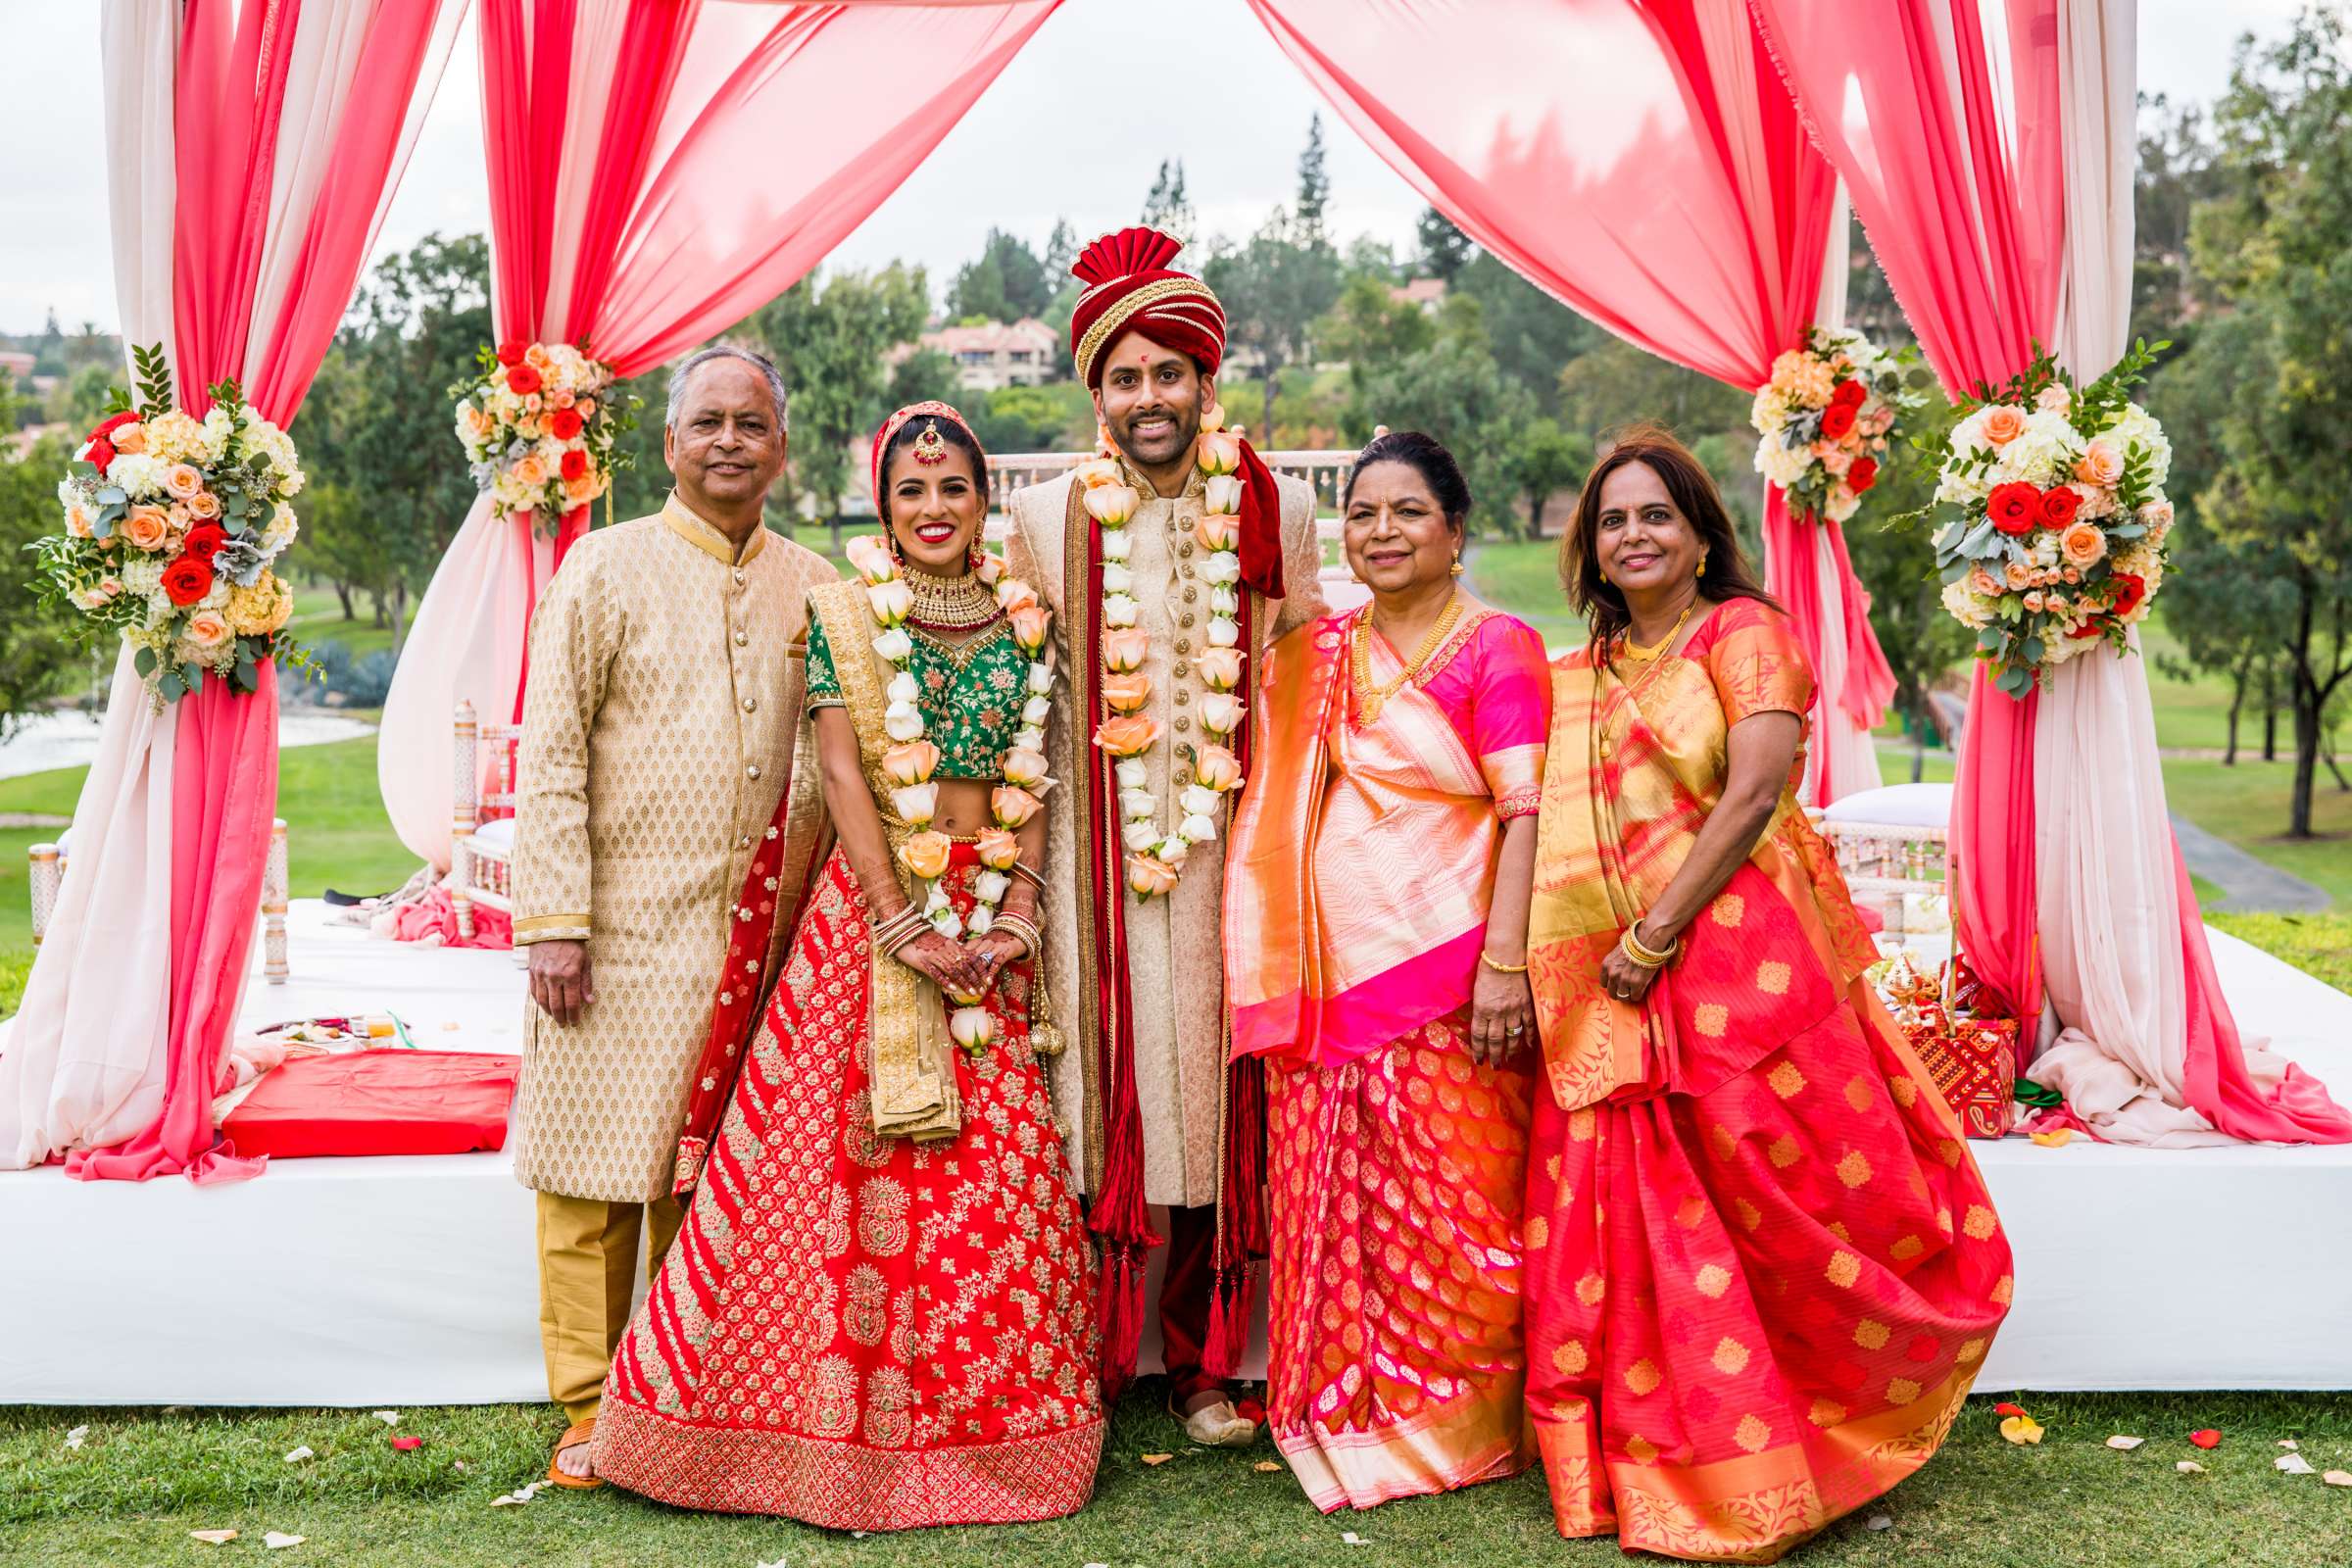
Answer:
[{"left": 1008, "top": 226, "right": 1326, "bottom": 1445}]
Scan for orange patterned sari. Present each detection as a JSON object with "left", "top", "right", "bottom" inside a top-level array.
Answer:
[
  {"left": 1228, "top": 607, "right": 1549, "bottom": 1511},
  {"left": 1523, "top": 600, "right": 2012, "bottom": 1562}
]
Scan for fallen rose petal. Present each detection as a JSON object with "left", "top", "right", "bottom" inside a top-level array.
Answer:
[
  {"left": 1998, "top": 1415, "right": 2044, "bottom": 1445},
  {"left": 190, "top": 1530, "right": 239, "bottom": 1545},
  {"left": 1341, "top": 1532, "right": 1367, "bottom": 1545},
  {"left": 2178, "top": 1460, "right": 2206, "bottom": 1474},
  {"left": 391, "top": 1436, "right": 423, "bottom": 1451},
  {"left": 756, "top": 1558, "right": 790, "bottom": 1568},
  {"left": 283, "top": 1446, "right": 315, "bottom": 1463},
  {"left": 2278, "top": 1453, "right": 2317, "bottom": 1475},
  {"left": 2324, "top": 1471, "right": 2352, "bottom": 1487},
  {"left": 2278, "top": 1439, "right": 2300, "bottom": 1450},
  {"left": 1140, "top": 1452, "right": 1174, "bottom": 1466},
  {"left": 2106, "top": 1436, "right": 2145, "bottom": 1450},
  {"left": 64, "top": 1426, "right": 87, "bottom": 1449},
  {"left": 1993, "top": 1402, "right": 2027, "bottom": 1418},
  {"left": 1867, "top": 1515, "right": 1893, "bottom": 1532},
  {"left": 1253, "top": 1460, "right": 1285, "bottom": 1474},
  {"left": 2028, "top": 1129, "right": 2074, "bottom": 1148},
  {"left": 264, "top": 1533, "right": 305, "bottom": 1550},
  {"left": 2190, "top": 1429, "right": 2222, "bottom": 1449}
]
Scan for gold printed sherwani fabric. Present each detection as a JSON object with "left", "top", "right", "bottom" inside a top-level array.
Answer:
[
  {"left": 1008, "top": 463, "right": 1326, "bottom": 1204},
  {"left": 511, "top": 499, "right": 837, "bottom": 1201}
]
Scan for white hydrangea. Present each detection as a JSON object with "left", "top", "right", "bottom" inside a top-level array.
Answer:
[
  {"left": 1753, "top": 436, "right": 1811, "bottom": 488},
  {"left": 119, "top": 558, "right": 165, "bottom": 599},
  {"left": 105, "top": 452, "right": 168, "bottom": 499},
  {"left": 1750, "top": 386, "right": 1788, "bottom": 435},
  {"left": 200, "top": 406, "right": 235, "bottom": 464},
  {"left": 1989, "top": 408, "right": 2082, "bottom": 487},
  {"left": 1940, "top": 578, "right": 1995, "bottom": 630},
  {"left": 2100, "top": 403, "right": 2173, "bottom": 491},
  {"left": 1824, "top": 485, "right": 1861, "bottom": 523}
]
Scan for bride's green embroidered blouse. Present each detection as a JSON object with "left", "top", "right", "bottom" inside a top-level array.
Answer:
[{"left": 805, "top": 613, "right": 1030, "bottom": 778}]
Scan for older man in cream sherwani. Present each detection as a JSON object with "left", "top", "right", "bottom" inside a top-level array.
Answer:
[{"left": 510, "top": 345, "right": 833, "bottom": 1487}]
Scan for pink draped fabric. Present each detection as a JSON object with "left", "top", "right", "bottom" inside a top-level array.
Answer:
[
  {"left": 1761, "top": 487, "right": 1896, "bottom": 801},
  {"left": 1748, "top": 0, "right": 2062, "bottom": 1036},
  {"left": 67, "top": 0, "right": 460, "bottom": 1183},
  {"left": 378, "top": 0, "right": 1059, "bottom": 868},
  {"left": 1248, "top": 0, "right": 1893, "bottom": 800}
]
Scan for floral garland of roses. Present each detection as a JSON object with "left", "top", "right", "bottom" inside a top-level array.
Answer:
[
  {"left": 452, "top": 340, "right": 631, "bottom": 536},
  {"left": 1750, "top": 325, "right": 1921, "bottom": 522},
  {"left": 1074, "top": 406, "right": 1250, "bottom": 901},
  {"left": 1924, "top": 340, "right": 2174, "bottom": 698},
  {"left": 846, "top": 534, "right": 1054, "bottom": 1053},
  {"left": 35, "top": 343, "right": 303, "bottom": 709}
]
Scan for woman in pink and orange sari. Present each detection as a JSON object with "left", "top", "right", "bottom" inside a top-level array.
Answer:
[
  {"left": 1524, "top": 427, "right": 2011, "bottom": 1561},
  {"left": 1227, "top": 432, "right": 1550, "bottom": 1512}
]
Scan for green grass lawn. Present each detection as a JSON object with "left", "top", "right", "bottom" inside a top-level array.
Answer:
[
  {"left": 1468, "top": 537, "right": 1585, "bottom": 649},
  {"left": 6, "top": 1387, "right": 2352, "bottom": 1567}
]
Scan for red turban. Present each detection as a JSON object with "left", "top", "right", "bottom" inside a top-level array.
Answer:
[{"left": 1068, "top": 227, "right": 1227, "bottom": 388}]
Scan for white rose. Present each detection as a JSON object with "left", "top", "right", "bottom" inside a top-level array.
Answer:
[
  {"left": 1122, "top": 821, "right": 1160, "bottom": 853},
  {"left": 1119, "top": 788, "right": 1158, "bottom": 819},
  {"left": 973, "top": 870, "right": 1010, "bottom": 905},
  {"left": 883, "top": 701, "right": 925, "bottom": 742},
  {"left": 1209, "top": 587, "right": 1240, "bottom": 615},
  {"left": 1199, "top": 551, "right": 1243, "bottom": 586},
  {"left": 871, "top": 628, "right": 913, "bottom": 662},
  {"left": 1101, "top": 530, "right": 1133, "bottom": 563},
  {"left": 1205, "top": 617, "right": 1240, "bottom": 649},
  {"left": 893, "top": 783, "right": 939, "bottom": 822},
  {"left": 1012, "top": 726, "right": 1047, "bottom": 753},
  {"left": 1102, "top": 564, "right": 1134, "bottom": 595},
  {"left": 1102, "top": 593, "right": 1140, "bottom": 628},
  {"left": 886, "top": 670, "right": 920, "bottom": 705},
  {"left": 1202, "top": 475, "right": 1244, "bottom": 514},
  {"left": 1179, "top": 784, "right": 1220, "bottom": 817},
  {"left": 1022, "top": 695, "right": 1052, "bottom": 724},
  {"left": 929, "top": 907, "right": 965, "bottom": 941},
  {"left": 1180, "top": 812, "right": 1219, "bottom": 843},
  {"left": 1027, "top": 664, "right": 1053, "bottom": 695},
  {"left": 1115, "top": 760, "right": 1148, "bottom": 790},
  {"left": 1153, "top": 836, "right": 1191, "bottom": 865}
]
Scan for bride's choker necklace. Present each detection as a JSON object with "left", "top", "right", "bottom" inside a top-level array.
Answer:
[{"left": 902, "top": 563, "right": 998, "bottom": 629}]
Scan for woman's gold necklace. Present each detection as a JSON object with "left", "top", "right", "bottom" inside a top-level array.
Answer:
[
  {"left": 1597, "top": 599, "right": 1697, "bottom": 762},
  {"left": 1353, "top": 592, "right": 1465, "bottom": 723},
  {"left": 902, "top": 564, "right": 998, "bottom": 629},
  {"left": 1617, "top": 599, "right": 1696, "bottom": 667}
]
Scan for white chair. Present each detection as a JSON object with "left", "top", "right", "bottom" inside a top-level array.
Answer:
[
  {"left": 1812, "top": 784, "right": 1953, "bottom": 940},
  {"left": 30, "top": 818, "right": 290, "bottom": 983},
  {"left": 448, "top": 700, "right": 521, "bottom": 942}
]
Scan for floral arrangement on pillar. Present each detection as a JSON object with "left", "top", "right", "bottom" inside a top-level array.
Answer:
[
  {"left": 1923, "top": 341, "right": 2175, "bottom": 698},
  {"left": 451, "top": 340, "right": 631, "bottom": 534},
  {"left": 1750, "top": 326, "right": 1919, "bottom": 522},
  {"left": 34, "top": 344, "right": 303, "bottom": 707}
]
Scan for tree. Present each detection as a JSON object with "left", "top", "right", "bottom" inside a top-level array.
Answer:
[
  {"left": 1142, "top": 160, "right": 1195, "bottom": 251},
  {"left": 0, "top": 430, "right": 91, "bottom": 731},
  {"left": 1205, "top": 122, "right": 1345, "bottom": 435},
  {"left": 1415, "top": 205, "right": 1473, "bottom": 283},
  {"left": 1318, "top": 273, "right": 1436, "bottom": 372},
  {"left": 948, "top": 229, "right": 1050, "bottom": 323},
  {"left": 1497, "top": 418, "right": 1591, "bottom": 541},
  {"left": 1556, "top": 337, "right": 1755, "bottom": 529},
  {"left": 1042, "top": 218, "right": 1079, "bottom": 282},
  {"left": 750, "top": 264, "right": 933, "bottom": 535},
  {"left": 1342, "top": 294, "right": 1535, "bottom": 534},
  {"left": 1294, "top": 114, "right": 1331, "bottom": 242},
  {"left": 1456, "top": 252, "right": 1601, "bottom": 415}
]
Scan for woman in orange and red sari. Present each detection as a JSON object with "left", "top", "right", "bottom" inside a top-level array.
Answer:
[
  {"left": 1523, "top": 426, "right": 2011, "bottom": 1562},
  {"left": 1226, "top": 431, "right": 1549, "bottom": 1512}
]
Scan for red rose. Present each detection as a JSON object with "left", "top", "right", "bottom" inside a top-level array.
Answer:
[
  {"left": 549, "top": 407, "right": 585, "bottom": 441},
  {"left": 88, "top": 411, "right": 139, "bottom": 446},
  {"left": 1820, "top": 402, "right": 1858, "bottom": 440},
  {"left": 1833, "top": 377, "right": 1868, "bottom": 409},
  {"left": 507, "top": 364, "right": 542, "bottom": 396},
  {"left": 560, "top": 449, "right": 588, "bottom": 482},
  {"left": 85, "top": 440, "right": 117, "bottom": 473},
  {"left": 2109, "top": 571, "right": 2147, "bottom": 617},
  {"left": 2036, "top": 485, "right": 2082, "bottom": 529},
  {"left": 162, "top": 555, "right": 215, "bottom": 607},
  {"left": 2068, "top": 617, "right": 2107, "bottom": 640},
  {"left": 495, "top": 342, "right": 527, "bottom": 367},
  {"left": 181, "top": 523, "right": 228, "bottom": 563},
  {"left": 1846, "top": 456, "right": 1879, "bottom": 493},
  {"left": 1987, "top": 482, "right": 2041, "bottom": 536}
]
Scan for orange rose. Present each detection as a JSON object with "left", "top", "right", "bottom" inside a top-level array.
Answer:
[
  {"left": 1102, "top": 671, "right": 1152, "bottom": 713},
  {"left": 1980, "top": 406, "right": 2027, "bottom": 447},
  {"left": 185, "top": 489, "right": 221, "bottom": 519},
  {"left": 1197, "top": 513, "right": 1241, "bottom": 551},
  {"left": 1193, "top": 743, "right": 1242, "bottom": 792},
  {"left": 975, "top": 826, "right": 1021, "bottom": 870},
  {"left": 881, "top": 740, "right": 941, "bottom": 786},
  {"left": 2058, "top": 521, "right": 2108, "bottom": 569},
  {"left": 64, "top": 501, "right": 94, "bottom": 539},
  {"left": 564, "top": 469, "right": 599, "bottom": 504},
  {"left": 1073, "top": 457, "right": 1121, "bottom": 489},
  {"left": 1197, "top": 431, "right": 1241, "bottom": 475},
  {"left": 1102, "top": 627, "right": 1150, "bottom": 673},
  {"left": 163, "top": 463, "right": 206, "bottom": 501},
  {"left": 1007, "top": 604, "right": 1052, "bottom": 651},
  {"left": 1127, "top": 853, "right": 1180, "bottom": 898},
  {"left": 183, "top": 610, "right": 231, "bottom": 651},
  {"left": 112, "top": 422, "right": 147, "bottom": 456},
  {"left": 122, "top": 505, "right": 171, "bottom": 552},
  {"left": 512, "top": 454, "right": 549, "bottom": 488},
  {"left": 1194, "top": 647, "right": 1245, "bottom": 691},
  {"left": 2073, "top": 440, "right": 2123, "bottom": 489},
  {"left": 898, "top": 831, "right": 953, "bottom": 881},
  {"left": 1094, "top": 714, "right": 1162, "bottom": 757},
  {"left": 996, "top": 578, "right": 1042, "bottom": 614},
  {"left": 2003, "top": 561, "right": 2034, "bottom": 591},
  {"left": 991, "top": 785, "right": 1044, "bottom": 828}
]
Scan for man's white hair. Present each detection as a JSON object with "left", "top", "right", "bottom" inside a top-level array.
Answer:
[{"left": 666, "top": 344, "right": 789, "bottom": 431}]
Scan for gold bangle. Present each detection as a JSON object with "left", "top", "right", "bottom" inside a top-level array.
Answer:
[
  {"left": 1619, "top": 923, "right": 1679, "bottom": 968},
  {"left": 1009, "top": 861, "right": 1048, "bottom": 894},
  {"left": 1478, "top": 951, "right": 1530, "bottom": 975}
]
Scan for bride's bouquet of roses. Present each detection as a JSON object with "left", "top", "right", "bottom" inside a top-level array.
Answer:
[
  {"left": 452, "top": 339, "right": 628, "bottom": 534},
  {"left": 32, "top": 344, "right": 302, "bottom": 707},
  {"left": 1750, "top": 325, "right": 1918, "bottom": 522},
  {"left": 1923, "top": 341, "right": 2174, "bottom": 698}
]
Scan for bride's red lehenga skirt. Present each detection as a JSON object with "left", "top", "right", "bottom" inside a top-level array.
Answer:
[{"left": 592, "top": 848, "right": 1104, "bottom": 1527}]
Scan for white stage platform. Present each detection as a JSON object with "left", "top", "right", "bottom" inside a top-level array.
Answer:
[{"left": 3, "top": 904, "right": 2350, "bottom": 1405}]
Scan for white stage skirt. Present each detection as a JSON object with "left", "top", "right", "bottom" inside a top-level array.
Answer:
[{"left": 2, "top": 906, "right": 2348, "bottom": 1404}]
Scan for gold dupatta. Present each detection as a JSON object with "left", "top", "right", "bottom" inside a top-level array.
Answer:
[{"left": 808, "top": 578, "right": 962, "bottom": 1144}]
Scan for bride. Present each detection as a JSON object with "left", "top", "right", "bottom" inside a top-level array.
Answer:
[{"left": 590, "top": 401, "right": 1104, "bottom": 1526}]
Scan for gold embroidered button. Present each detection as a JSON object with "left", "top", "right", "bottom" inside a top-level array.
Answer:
[
  {"left": 742, "top": 697, "right": 757, "bottom": 712},
  {"left": 737, "top": 834, "right": 753, "bottom": 850},
  {"left": 734, "top": 630, "right": 749, "bottom": 647},
  {"left": 732, "top": 567, "right": 747, "bottom": 586},
  {"left": 1180, "top": 613, "right": 1196, "bottom": 628},
  {"left": 1179, "top": 541, "right": 1195, "bottom": 558},
  {"left": 1183, "top": 586, "right": 1198, "bottom": 603},
  {"left": 1176, "top": 639, "right": 1192, "bottom": 655},
  {"left": 746, "top": 763, "right": 761, "bottom": 780},
  {"left": 1173, "top": 660, "right": 1189, "bottom": 677},
  {"left": 1175, "top": 715, "right": 1191, "bottom": 733},
  {"left": 1175, "top": 689, "right": 1190, "bottom": 705}
]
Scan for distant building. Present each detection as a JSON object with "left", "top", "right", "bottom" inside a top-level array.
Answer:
[
  {"left": 919, "top": 318, "right": 1060, "bottom": 391},
  {"left": 0, "top": 350, "right": 34, "bottom": 385},
  {"left": 1390, "top": 277, "right": 1448, "bottom": 313}
]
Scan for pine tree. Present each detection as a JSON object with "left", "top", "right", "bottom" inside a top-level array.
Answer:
[
  {"left": 1295, "top": 114, "right": 1331, "bottom": 243},
  {"left": 1143, "top": 160, "right": 1195, "bottom": 252},
  {"left": 1415, "top": 205, "right": 1472, "bottom": 282}
]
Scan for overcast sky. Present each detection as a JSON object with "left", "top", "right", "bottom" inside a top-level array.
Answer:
[{"left": 0, "top": 0, "right": 2310, "bottom": 337}]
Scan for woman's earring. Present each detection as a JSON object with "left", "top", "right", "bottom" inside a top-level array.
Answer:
[
  {"left": 1697, "top": 556, "right": 1707, "bottom": 579},
  {"left": 1449, "top": 554, "right": 1465, "bottom": 578}
]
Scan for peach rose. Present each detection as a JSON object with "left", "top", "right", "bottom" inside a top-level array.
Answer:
[
  {"left": 2059, "top": 522, "right": 2107, "bottom": 569},
  {"left": 1980, "top": 406, "right": 2027, "bottom": 447},
  {"left": 1094, "top": 714, "right": 1162, "bottom": 757},
  {"left": 995, "top": 577, "right": 1042, "bottom": 614},
  {"left": 948, "top": 1006, "right": 996, "bottom": 1051},
  {"left": 525, "top": 343, "right": 553, "bottom": 370},
  {"left": 167, "top": 502, "right": 193, "bottom": 531},
  {"left": 1072, "top": 458, "right": 1120, "bottom": 489},
  {"left": 564, "top": 469, "right": 599, "bottom": 505},
  {"left": 2004, "top": 561, "right": 2034, "bottom": 591},
  {"left": 185, "top": 489, "right": 221, "bottom": 520},
  {"left": 1967, "top": 566, "right": 2002, "bottom": 600},
  {"left": 975, "top": 826, "right": 1021, "bottom": 870},
  {"left": 897, "top": 831, "right": 953, "bottom": 881},
  {"left": 1193, "top": 743, "right": 1243, "bottom": 792},
  {"left": 461, "top": 404, "right": 489, "bottom": 438},
  {"left": 122, "top": 505, "right": 172, "bottom": 552},
  {"left": 163, "top": 463, "right": 206, "bottom": 501},
  {"left": 991, "top": 785, "right": 1044, "bottom": 829},
  {"left": 112, "top": 422, "right": 147, "bottom": 456},
  {"left": 867, "top": 579, "right": 915, "bottom": 624},
  {"left": 551, "top": 388, "right": 575, "bottom": 410},
  {"left": 183, "top": 609, "right": 232, "bottom": 651},
  {"left": 1007, "top": 603, "right": 1051, "bottom": 651},
  {"left": 881, "top": 740, "right": 941, "bottom": 786},
  {"left": 2073, "top": 440, "right": 2123, "bottom": 489},
  {"left": 845, "top": 534, "right": 896, "bottom": 584},
  {"left": 1102, "top": 671, "right": 1152, "bottom": 713},
  {"left": 577, "top": 397, "right": 598, "bottom": 420},
  {"left": 1084, "top": 484, "right": 1139, "bottom": 526},
  {"left": 1197, "top": 513, "right": 1241, "bottom": 551},
  {"left": 1196, "top": 431, "right": 1241, "bottom": 475},
  {"left": 1194, "top": 647, "right": 1246, "bottom": 691},
  {"left": 1127, "top": 853, "right": 1180, "bottom": 899},
  {"left": 512, "top": 454, "right": 549, "bottom": 488},
  {"left": 2022, "top": 591, "right": 2046, "bottom": 613},
  {"left": 1002, "top": 747, "right": 1050, "bottom": 790},
  {"left": 2062, "top": 566, "right": 2082, "bottom": 584},
  {"left": 2137, "top": 498, "right": 2174, "bottom": 530},
  {"left": 1197, "top": 692, "right": 1246, "bottom": 736},
  {"left": 1102, "top": 627, "right": 1151, "bottom": 673},
  {"left": 64, "top": 501, "right": 94, "bottom": 539},
  {"left": 1809, "top": 441, "right": 1853, "bottom": 476}
]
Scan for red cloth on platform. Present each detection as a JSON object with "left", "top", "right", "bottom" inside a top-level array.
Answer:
[
  {"left": 219, "top": 1051, "right": 519, "bottom": 1160},
  {"left": 386, "top": 886, "right": 514, "bottom": 950}
]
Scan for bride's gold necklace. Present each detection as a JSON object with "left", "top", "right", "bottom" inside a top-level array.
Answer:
[
  {"left": 902, "top": 564, "right": 998, "bottom": 629},
  {"left": 1352, "top": 592, "right": 1464, "bottom": 723}
]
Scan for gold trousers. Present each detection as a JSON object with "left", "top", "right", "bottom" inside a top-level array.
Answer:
[{"left": 535, "top": 1191, "right": 683, "bottom": 1422}]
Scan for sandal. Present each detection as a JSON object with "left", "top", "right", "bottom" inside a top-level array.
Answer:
[
  {"left": 1170, "top": 1391, "right": 1259, "bottom": 1448},
  {"left": 545, "top": 1418, "right": 604, "bottom": 1491}
]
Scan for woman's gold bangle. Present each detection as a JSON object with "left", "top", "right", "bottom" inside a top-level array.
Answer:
[
  {"left": 1478, "top": 951, "right": 1530, "bottom": 975},
  {"left": 1619, "top": 923, "right": 1679, "bottom": 968}
]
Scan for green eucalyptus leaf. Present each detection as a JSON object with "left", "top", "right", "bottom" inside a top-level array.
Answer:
[{"left": 133, "top": 647, "right": 157, "bottom": 678}]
